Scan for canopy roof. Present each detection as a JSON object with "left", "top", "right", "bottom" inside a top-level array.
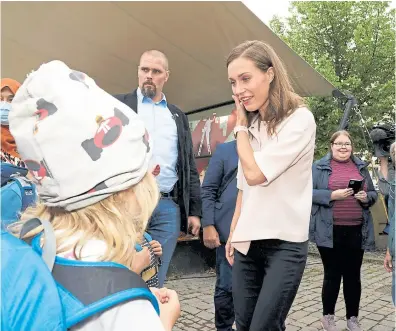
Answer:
[{"left": 2, "top": 1, "right": 336, "bottom": 120}]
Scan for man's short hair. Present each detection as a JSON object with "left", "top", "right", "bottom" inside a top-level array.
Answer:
[{"left": 139, "top": 50, "right": 169, "bottom": 71}]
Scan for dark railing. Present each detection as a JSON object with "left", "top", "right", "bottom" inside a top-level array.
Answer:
[{"left": 186, "top": 100, "right": 234, "bottom": 116}]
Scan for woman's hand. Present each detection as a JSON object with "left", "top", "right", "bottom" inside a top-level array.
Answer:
[
  {"left": 354, "top": 190, "right": 368, "bottom": 203},
  {"left": 232, "top": 95, "right": 248, "bottom": 127},
  {"left": 150, "top": 240, "right": 162, "bottom": 257},
  {"left": 331, "top": 188, "right": 354, "bottom": 201},
  {"left": 225, "top": 233, "right": 235, "bottom": 266}
]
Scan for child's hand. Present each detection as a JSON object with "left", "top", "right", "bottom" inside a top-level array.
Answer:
[
  {"left": 158, "top": 288, "right": 180, "bottom": 331},
  {"left": 150, "top": 240, "right": 162, "bottom": 257},
  {"left": 152, "top": 165, "right": 161, "bottom": 177},
  {"left": 131, "top": 247, "right": 151, "bottom": 274},
  {"left": 150, "top": 287, "right": 181, "bottom": 330},
  {"left": 150, "top": 287, "right": 170, "bottom": 304}
]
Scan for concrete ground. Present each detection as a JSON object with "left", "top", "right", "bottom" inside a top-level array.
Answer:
[{"left": 167, "top": 254, "right": 395, "bottom": 331}]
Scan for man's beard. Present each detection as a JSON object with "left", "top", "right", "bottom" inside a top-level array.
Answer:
[{"left": 142, "top": 82, "right": 157, "bottom": 99}]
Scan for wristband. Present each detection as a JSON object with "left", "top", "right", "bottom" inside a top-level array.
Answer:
[{"left": 233, "top": 125, "right": 248, "bottom": 138}]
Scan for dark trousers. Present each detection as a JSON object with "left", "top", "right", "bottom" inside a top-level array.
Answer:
[
  {"left": 318, "top": 225, "right": 364, "bottom": 319},
  {"left": 214, "top": 244, "right": 235, "bottom": 331},
  {"left": 232, "top": 239, "right": 308, "bottom": 331}
]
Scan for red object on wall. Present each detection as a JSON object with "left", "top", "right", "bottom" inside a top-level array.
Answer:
[{"left": 191, "top": 109, "right": 237, "bottom": 174}]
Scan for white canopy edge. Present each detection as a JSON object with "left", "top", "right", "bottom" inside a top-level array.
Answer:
[{"left": 2, "top": 1, "right": 337, "bottom": 120}]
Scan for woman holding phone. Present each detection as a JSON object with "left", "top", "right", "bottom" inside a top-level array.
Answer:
[
  {"left": 225, "top": 40, "right": 316, "bottom": 330},
  {"left": 310, "top": 130, "right": 377, "bottom": 331}
]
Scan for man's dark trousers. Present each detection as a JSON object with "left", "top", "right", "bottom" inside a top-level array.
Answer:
[
  {"left": 215, "top": 244, "right": 234, "bottom": 331},
  {"left": 201, "top": 141, "right": 238, "bottom": 331}
]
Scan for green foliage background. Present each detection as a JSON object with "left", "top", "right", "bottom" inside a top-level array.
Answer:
[{"left": 270, "top": 1, "right": 395, "bottom": 159}]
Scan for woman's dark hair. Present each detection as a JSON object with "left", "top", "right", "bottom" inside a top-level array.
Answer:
[{"left": 226, "top": 40, "right": 305, "bottom": 136}]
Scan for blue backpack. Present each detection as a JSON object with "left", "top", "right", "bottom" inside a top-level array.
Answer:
[
  {"left": 1, "top": 218, "right": 160, "bottom": 331},
  {"left": 1, "top": 162, "right": 36, "bottom": 226}
]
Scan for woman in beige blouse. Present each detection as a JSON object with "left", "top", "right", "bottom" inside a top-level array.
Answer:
[{"left": 226, "top": 40, "right": 316, "bottom": 331}]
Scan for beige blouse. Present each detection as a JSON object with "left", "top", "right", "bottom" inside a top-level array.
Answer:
[{"left": 231, "top": 107, "right": 316, "bottom": 255}]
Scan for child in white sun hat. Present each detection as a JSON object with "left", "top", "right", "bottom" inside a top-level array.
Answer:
[{"left": 9, "top": 60, "right": 180, "bottom": 331}]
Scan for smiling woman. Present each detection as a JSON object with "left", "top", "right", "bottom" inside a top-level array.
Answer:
[
  {"left": 227, "top": 41, "right": 304, "bottom": 137},
  {"left": 310, "top": 130, "right": 377, "bottom": 331},
  {"left": 225, "top": 40, "right": 316, "bottom": 331}
]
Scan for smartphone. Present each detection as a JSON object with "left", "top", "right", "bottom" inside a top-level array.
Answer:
[{"left": 348, "top": 179, "right": 364, "bottom": 194}]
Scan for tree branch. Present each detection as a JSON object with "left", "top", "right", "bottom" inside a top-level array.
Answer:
[{"left": 362, "top": 7, "right": 381, "bottom": 85}]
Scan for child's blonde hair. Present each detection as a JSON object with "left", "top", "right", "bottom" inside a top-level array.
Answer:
[{"left": 18, "top": 173, "right": 159, "bottom": 270}]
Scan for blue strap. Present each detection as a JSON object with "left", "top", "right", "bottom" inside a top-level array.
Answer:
[
  {"left": 143, "top": 232, "right": 153, "bottom": 242},
  {"left": 63, "top": 286, "right": 160, "bottom": 328},
  {"left": 135, "top": 232, "right": 153, "bottom": 251}
]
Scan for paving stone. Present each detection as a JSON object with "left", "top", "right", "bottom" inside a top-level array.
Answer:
[
  {"left": 303, "top": 305, "right": 320, "bottom": 312},
  {"left": 193, "top": 302, "right": 213, "bottom": 310},
  {"left": 288, "top": 320, "right": 309, "bottom": 328},
  {"left": 285, "top": 326, "right": 301, "bottom": 331},
  {"left": 288, "top": 310, "right": 310, "bottom": 320},
  {"left": 361, "top": 305, "right": 379, "bottom": 312},
  {"left": 183, "top": 319, "right": 195, "bottom": 324},
  {"left": 309, "top": 320, "right": 324, "bottom": 329},
  {"left": 310, "top": 311, "right": 323, "bottom": 318},
  {"left": 371, "top": 325, "right": 395, "bottom": 331},
  {"left": 182, "top": 304, "right": 201, "bottom": 315},
  {"left": 380, "top": 319, "right": 396, "bottom": 327},
  {"left": 360, "top": 318, "right": 381, "bottom": 329},
  {"left": 365, "top": 312, "right": 386, "bottom": 321},
  {"left": 335, "top": 308, "right": 346, "bottom": 317},
  {"left": 196, "top": 310, "right": 214, "bottom": 321},
  {"left": 298, "top": 314, "right": 318, "bottom": 325}
]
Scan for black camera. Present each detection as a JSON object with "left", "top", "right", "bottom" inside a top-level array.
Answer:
[{"left": 369, "top": 123, "right": 395, "bottom": 157}]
